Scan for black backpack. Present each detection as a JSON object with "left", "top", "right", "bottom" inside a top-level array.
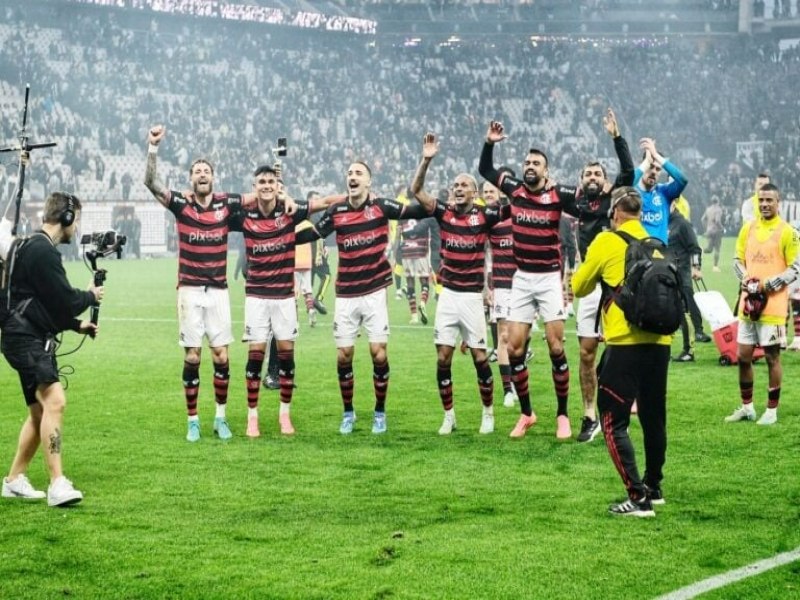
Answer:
[{"left": 601, "top": 230, "right": 684, "bottom": 335}]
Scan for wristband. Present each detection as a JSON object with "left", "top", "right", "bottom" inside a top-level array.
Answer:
[{"left": 148, "top": 143, "right": 159, "bottom": 154}]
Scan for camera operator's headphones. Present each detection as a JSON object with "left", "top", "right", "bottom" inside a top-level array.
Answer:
[{"left": 60, "top": 194, "right": 76, "bottom": 227}]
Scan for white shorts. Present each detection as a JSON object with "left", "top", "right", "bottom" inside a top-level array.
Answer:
[
  {"left": 490, "top": 287, "right": 512, "bottom": 323},
  {"left": 508, "top": 270, "right": 565, "bottom": 325},
  {"left": 295, "top": 270, "right": 312, "bottom": 295},
  {"left": 177, "top": 286, "right": 234, "bottom": 349},
  {"left": 243, "top": 296, "right": 298, "bottom": 343},
  {"left": 402, "top": 257, "right": 432, "bottom": 278},
  {"left": 334, "top": 288, "right": 390, "bottom": 347},
  {"left": 434, "top": 288, "right": 488, "bottom": 349},
  {"left": 576, "top": 283, "right": 603, "bottom": 338},
  {"left": 737, "top": 320, "right": 786, "bottom": 348}
]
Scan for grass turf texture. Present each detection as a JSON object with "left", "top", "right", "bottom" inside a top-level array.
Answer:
[{"left": 1, "top": 237, "right": 799, "bottom": 599}]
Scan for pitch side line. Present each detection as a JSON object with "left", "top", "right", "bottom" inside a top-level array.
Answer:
[{"left": 655, "top": 546, "right": 800, "bottom": 600}]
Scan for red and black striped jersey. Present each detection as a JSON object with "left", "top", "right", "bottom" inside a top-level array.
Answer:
[
  {"left": 230, "top": 201, "right": 310, "bottom": 299},
  {"left": 313, "top": 197, "right": 428, "bottom": 297},
  {"left": 498, "top": 179, "right": 578, "bottom": 274},
  {"left": 488, "top": 217, "right": 516, "bottom": 289},
  {"left": 167, "top": 191, "right": 241, "bottom": 288},
  {"left": 399, "top": 219, "right": 431, "bottom": 260},
  {"left": 429, "top": 202, "right": 504, "bottom": 293}
]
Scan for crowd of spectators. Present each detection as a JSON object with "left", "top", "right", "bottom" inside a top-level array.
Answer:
[{"left": 0, "top": 0, "right": 798, "bottom": 239}]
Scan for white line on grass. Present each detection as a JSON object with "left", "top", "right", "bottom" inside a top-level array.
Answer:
[{"left": 655, "top": 546, "right": 800, "bottom": 600}]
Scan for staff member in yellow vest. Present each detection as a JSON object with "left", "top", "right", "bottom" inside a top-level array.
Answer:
[
  {"left": 572, "top": 187, "right": 671, "bottom": 517},
  {"left": 727, "top": 183, "right": 800, "bottom": 425}
]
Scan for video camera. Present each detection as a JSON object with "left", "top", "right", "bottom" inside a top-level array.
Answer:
[
  {"left": 81, "top": 230, "right": 126, "bottom": 336},
  {"left": 81, "top": 230, "right": 126, "bottom": 261}
]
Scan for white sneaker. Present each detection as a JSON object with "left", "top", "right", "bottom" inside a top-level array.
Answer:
[
  {"left": 724, "top": 404, "right": 757, "bottom": 423},
  {"left": 503, "top": 390, "right": 518, "bottom": 408},
  {"left": 47, "top": 476, "right": 83, "bottom": 507},
  {"left": 409, "top": 313, "right": 419, "bottom": 324},
  {"left": 438, "top": 411, "right": 457, "bottom": 435},
  {"left": 566, "top": 302, "right": 574, "bottom": 317},
  {"left": 757, "top": 408, "right": 778, "bottom": 425},
  {"left": 479, "top": 408, "right": 495, "bottom": 434},
  {"left": 2, "top": 474, "right": 46, "bottom": 499},
  {"left": 308, "top": 308, "right": 317, "bottom": 327},
  {"left": 788, "top": 338, "right": 800, "bottom": 352}
]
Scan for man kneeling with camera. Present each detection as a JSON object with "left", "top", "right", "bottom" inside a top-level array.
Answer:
[{"left": 1, "top": 192, "right": 103, "bottom": 507}]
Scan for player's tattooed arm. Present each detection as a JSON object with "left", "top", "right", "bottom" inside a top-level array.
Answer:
[{"left": 144, "top": 125, "right": 170, "bottom": 208}]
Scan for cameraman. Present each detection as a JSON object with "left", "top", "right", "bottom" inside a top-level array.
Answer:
[{"left": 1, "top": 192, "right": 102, "bottom": 507}]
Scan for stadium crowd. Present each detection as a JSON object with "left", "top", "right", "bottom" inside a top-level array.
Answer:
[{"left": 0, "top": 1, "right": 798, "bottom": 236}]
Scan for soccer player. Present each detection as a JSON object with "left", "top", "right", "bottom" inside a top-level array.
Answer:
[
  {"left": 482, "top": 178, "right": 518, "bottom": 409},
  {"left": 726, "top": 183, "right": 800, "bottom": 425},
  {"left": 230, "top": 165, "right": 322, "bottom": 437},
  {"left": 294, "top": 161, "right": 430, "bottom": 435},
  {"left": 572, "top": 108, "right": 635, "bottom": 443},
  {"left": 632, "top": 137, "right": 688, "bottom": 243},
  {"left": 479, "top": 121, "right": 580, "bottom": 439},
  {"left": 411, "top": 133, "right": 509, "bottom": 435},
  {"left": 398, "top": 216, "right": 433, "bottom": 325},
  {"left": 145, "top": 125, "right": 248, "bottom": 442}
]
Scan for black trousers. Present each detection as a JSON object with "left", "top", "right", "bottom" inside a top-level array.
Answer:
[
  {"left": 679, "top": 271, "right": 704, "bottom": 351},
  {"left": 597, "top": 344, "right": 670, "bottom": 500}
]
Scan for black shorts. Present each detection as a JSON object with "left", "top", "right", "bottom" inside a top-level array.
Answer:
[{"left": 1, "top": 333, "right": 59, "bottom": 406}]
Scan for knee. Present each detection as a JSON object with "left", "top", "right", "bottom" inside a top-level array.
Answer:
[{"left": 579, "top": 344, "right": 597, "bottom": 367}]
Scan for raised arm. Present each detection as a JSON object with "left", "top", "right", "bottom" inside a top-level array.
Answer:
[
  {"left": 409, "top": 132, "right": 439, "bottom": 214},
  {"left": 144, "top": 125, "right": 170, "bottom": 208},
  {"left": 478, "top": 120, "right": 508, "bottom": 187},
  {"left": 605, "top": 109, "right": 634, "bottom": 187}
]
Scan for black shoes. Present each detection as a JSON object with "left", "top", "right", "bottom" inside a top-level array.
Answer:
[
  {"left": 672, "top": 351, "right": 695, "bottom": 362},
  {"left": 577, "top": 416, "right": 600, "bottom": 443},
  {"left": 645, "top": 484, "right": 665, "bottom": 505},
  {"left": 608, "top": 496, "right": 655, "bottom": 517},
  {"left": 695, "top": 332, "right": 712, "bottom": 343}
]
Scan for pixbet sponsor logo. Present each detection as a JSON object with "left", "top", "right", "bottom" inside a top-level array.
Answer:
[
  {"left": 252, "top": 240, "right": 288, "bottom": 254},
  {"left": 445, "top": 237, "right": 478, "bottom": 250},
  {"left": 343, "top": 232, "right": 378, "bottom": 250},
  {"left": 188, "top": 230, "right": 224, "bottom": 244}
]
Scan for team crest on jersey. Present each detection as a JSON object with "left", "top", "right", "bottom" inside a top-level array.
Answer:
[
  {"left": 364, "top": 206, "right": 375, "bottom": 220},
  {"left": 275, "top": 215, "right": 285, "bottom": 229},
  {"left": 469, "top": 214, "right": 480, "bottom": 227},
  {"left": 215, "top": 208, "right": 224, "bottom": 222}
]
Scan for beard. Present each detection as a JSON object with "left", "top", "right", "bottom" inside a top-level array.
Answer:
[
  {"left": 582, "top": 184, "right": 601, "bottom": 200},
  {"left": 523, "top": 173, "right": 541, "bottom": 187}
]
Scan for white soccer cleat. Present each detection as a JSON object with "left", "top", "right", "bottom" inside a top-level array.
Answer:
[
  {"left": 479, "top": 408, "right": 495, "bottom": 434},
  {"left": 787, "top": 338, "right": 800, "bottom": 352},
  {"left": 757, "top": 408, "right": 777, "bottom": 426},
  {"left": 503, "top": 390, "right": 517, "bottom": 408},
  {"left": 724, "top": 404, "right": 757, "bottom": 423},
  {"left": 438, "top": 411, "right": 457, "bottom": 435}
]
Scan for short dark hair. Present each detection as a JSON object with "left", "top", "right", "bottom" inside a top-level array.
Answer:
[
  {"left": 757, "top": 172, "right": 770, "bottom": 180},
  {"left": 189, "top": 158, "right": 214, "bottom": 175},
  {"left": 526, "top": 148, "right": 549, "bottom": 167},
  {"left": 352, "top": 160, "right": 372, "bottom": 178},
  {"left": 497, "top": 166, "right": 516, "bottom": 178},
  {"left": 43, "top": 192, "right": 82, "bottom": 225},
  {"left": 253, "top": 165, "right": 278, "bottom": 178},
  {"left": 582, "top": 161, "right": 607, "bottom": 179},
  {"left": 759, "top": 182, "right": 780, "bottom": 195},
  {"left": 306, "top": 190, "right": 320, "bottom": 201}
]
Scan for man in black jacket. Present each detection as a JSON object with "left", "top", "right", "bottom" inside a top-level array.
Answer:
[
  {"left": 667, "top": 202, "right": 709, "bottom": 362},
  {"left": 1, "top": 192, "right": 102, "bottom": 507},
  {"left": 573, "top": 108, "right": 634, "bottom": 443}
]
